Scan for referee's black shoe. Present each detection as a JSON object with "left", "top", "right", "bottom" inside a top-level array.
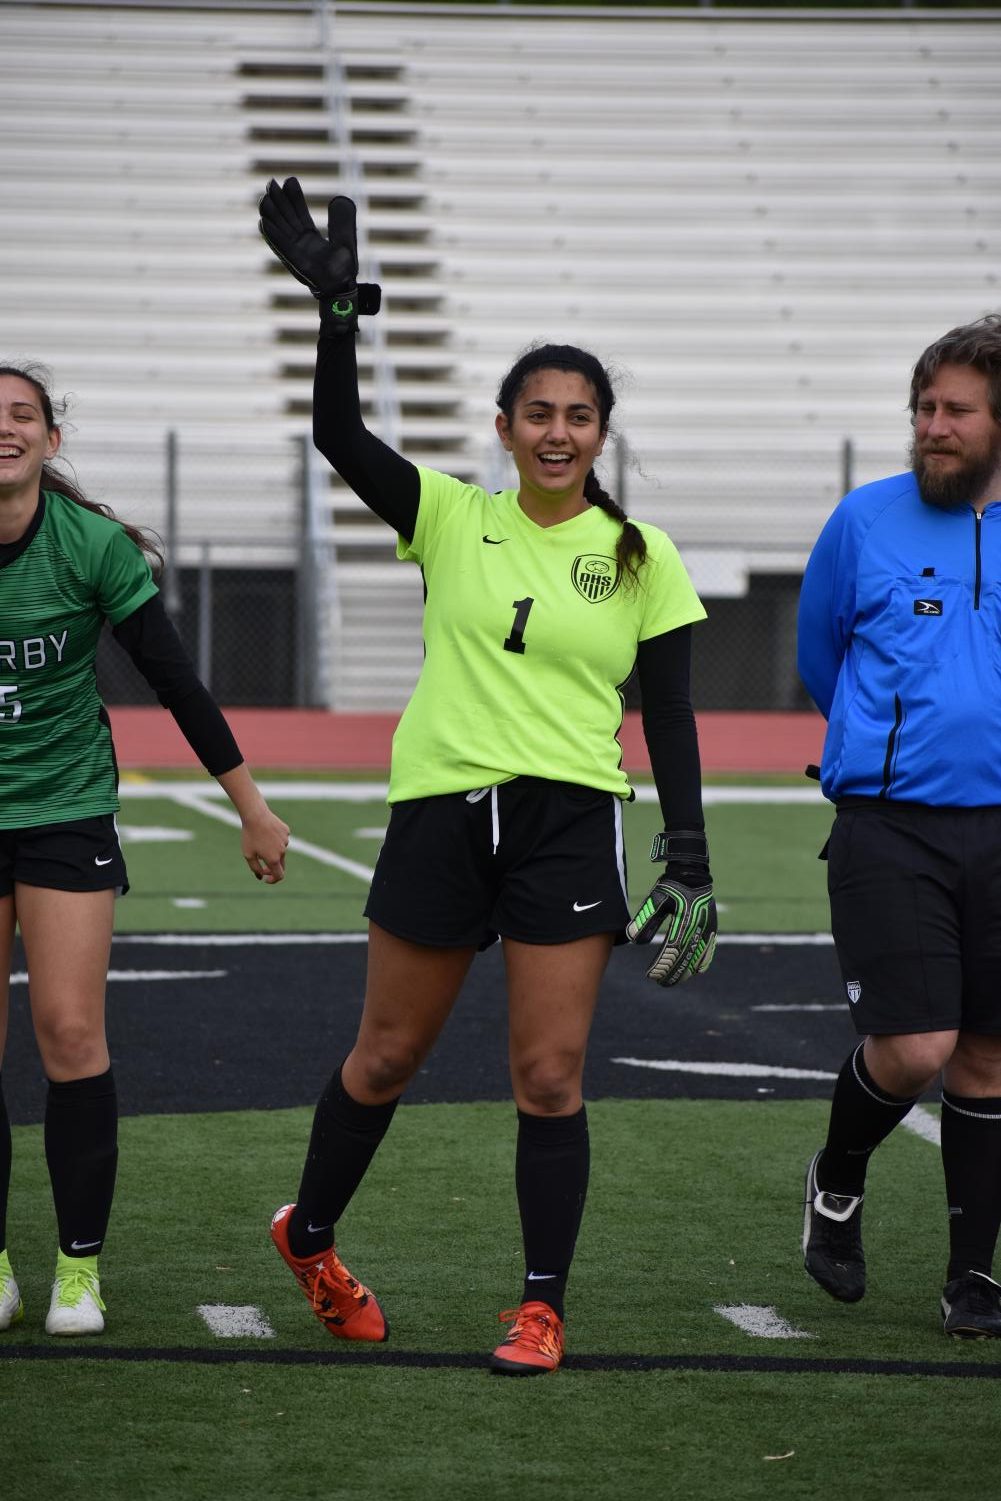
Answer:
[
  {"left": 941, "top": 1271, "right": 1001, "bottom": 1339},
  {"left": 802, "top": 1150, "right": 866, "bottom": 1303}
]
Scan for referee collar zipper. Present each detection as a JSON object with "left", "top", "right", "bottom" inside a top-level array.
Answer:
[{"left": 975, "top": 510, "right": 983, "bottom": 610}]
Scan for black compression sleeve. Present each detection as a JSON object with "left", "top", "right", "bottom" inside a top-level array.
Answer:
[
  {"left": 636, "top": 626, "right": 705, "bottom": 833},
  {"left": 312, "top": 334, "right": 421, "bottom": 541},
  {"left": 111, "top": 596, "right": 243, "bottom": 777}
]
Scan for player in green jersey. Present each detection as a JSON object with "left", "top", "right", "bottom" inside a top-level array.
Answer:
[
  {"left": 0, "top": 364, "right": 290, "bottom": 1337},
  {"left": 259, "top": 178, "right": 716, "bottom": 1373}
]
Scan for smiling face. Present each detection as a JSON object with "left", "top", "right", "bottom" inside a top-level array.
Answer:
[
  {"left": 0, "top": 373, "right": 60, "bottom": 504},
  {"left": 910, "top": 362, "right": 1001, "bottom": 512},
  {"left": 495, "top": 367, "right": 607, "bottom": 520}
]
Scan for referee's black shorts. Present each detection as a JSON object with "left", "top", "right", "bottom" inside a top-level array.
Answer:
[
  {"left": 365, "top": 776, "right": 630, "bottom": 949},
  {"left": 826, "top": 799, "right": 1001, "bottom": 1035},
  {"left": 0, "top": 814, "right": 129, "bottom": 897}
]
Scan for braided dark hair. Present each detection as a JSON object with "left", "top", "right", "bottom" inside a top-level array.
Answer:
[
  {"left": 496, "top": 343, "right": 647, "bottom": 586},
  {"left": 0, "top": 362, "right": 163, "bottom": 574}
]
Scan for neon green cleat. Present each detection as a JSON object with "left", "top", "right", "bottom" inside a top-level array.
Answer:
[
  {"left": 0, "top": 1251, "right": 23, "bottom": 1330},
  {"left": 45, "top": 1253, "right": 106, "bottom": 1336}
]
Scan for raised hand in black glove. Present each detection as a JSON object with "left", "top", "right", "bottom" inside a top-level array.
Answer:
[
  {"left": 626, "top": 830, "right": 717, "bottom": 987},
  {"left": 258, "top": 177, "right": 381, "bottom": 334}
]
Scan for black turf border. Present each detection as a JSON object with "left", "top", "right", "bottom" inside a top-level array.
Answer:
[{"left": 2, "top": 1345, "right": 1000, "bottom": 1378}]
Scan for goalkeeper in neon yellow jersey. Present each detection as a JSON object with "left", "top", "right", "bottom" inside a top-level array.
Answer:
[{"left": 259, "top": 177, "right": 716, "bottom": 1376}]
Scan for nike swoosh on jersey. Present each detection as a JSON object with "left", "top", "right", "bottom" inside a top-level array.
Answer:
[
  {"left": 95, "top": 856, "right": 115, "bottom": 866},
  {"left": 482, "top": 536, "right": 509, "bottom": 545},
  {"left": 573, "top": 900, "right": 602, "bottom": 912}
]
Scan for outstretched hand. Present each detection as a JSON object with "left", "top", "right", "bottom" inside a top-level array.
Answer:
[{"left": 258, "top": 176, "right": 360, "bottom": 297}]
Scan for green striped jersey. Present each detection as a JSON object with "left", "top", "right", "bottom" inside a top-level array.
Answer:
[
  {"left": 387, "top": 468, "right": 706, "bottom": 803},
  {"left": 0, "top": 491, "right": 158, "bottom": 828}
]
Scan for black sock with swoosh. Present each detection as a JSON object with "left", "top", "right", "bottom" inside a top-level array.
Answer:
[
  {"left": 44, "top": 1068, "right": 118, "bottom": 1258},
  {"left": 289, "top": 1065, "right": 400, "bottom": 1259},
  {"left": 516, "top": 1105, "right": 590, "bottom": 1321}
]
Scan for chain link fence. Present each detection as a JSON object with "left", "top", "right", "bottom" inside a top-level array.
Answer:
[{"left": 86, "top": 428, "right": 874, "bottom": 712}]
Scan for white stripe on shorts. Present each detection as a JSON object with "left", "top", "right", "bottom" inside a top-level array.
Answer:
[{"left": 613, "top": 797, "right": 627, "bottom": 902}]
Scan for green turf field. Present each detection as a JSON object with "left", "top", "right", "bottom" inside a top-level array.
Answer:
[
  {"left": 112, "top": 774, "right": 835, "bottom": 935},
  {"left": 5, "top": 776, "right": 986, "bottom": 1501}
]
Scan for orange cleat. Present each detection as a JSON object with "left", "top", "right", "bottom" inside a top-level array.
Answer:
[
  {"left": 490, "top": 1300, "right": 565, "bottom": 1375},
  {"left": 270, "top": 1203, "right": 388, "bottom": 1342}
]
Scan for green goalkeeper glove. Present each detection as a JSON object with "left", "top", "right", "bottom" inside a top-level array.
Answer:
[
  {"left": 626, "top": 831, "right": 717, "bottom": 987},
  {"left": 258, "top": 177, "right": 381, "bottom": 334}
]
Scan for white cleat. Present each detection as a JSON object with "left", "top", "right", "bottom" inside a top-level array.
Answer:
[
  {"left": 0, "top": 1271, "right": 24, "bottom": 1330},
  {"left": 45, "top": 1262, "right": 106, "bottom": 1336}
]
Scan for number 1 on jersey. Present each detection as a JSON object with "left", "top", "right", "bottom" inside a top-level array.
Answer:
[{"left": 503, "top": 597, "right": 535, "bottom": 655}]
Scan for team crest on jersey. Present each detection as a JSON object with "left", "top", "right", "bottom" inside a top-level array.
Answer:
[
  {"left": 846, "top": 980, "right": 862, "bottom": 1004},
  {"left": 571, "top": 555, "right": 620, "bottom": 603}
]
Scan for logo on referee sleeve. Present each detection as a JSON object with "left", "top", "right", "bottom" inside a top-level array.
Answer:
[
  {"left": 846, "top": 981, "right": 862, "bottom": 1004},
  {"left": 571, "top": 555, "right": 620, "bottom": 603}
]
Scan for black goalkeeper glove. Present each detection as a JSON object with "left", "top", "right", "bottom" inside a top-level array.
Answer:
[
  {"left": 626, "top": 830, "right": 717, "bottom": 987},
  {"left": 258, "top": 176, "right": 381, "bottom": 335}
]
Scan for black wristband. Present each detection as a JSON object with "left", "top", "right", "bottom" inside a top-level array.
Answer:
[
  {"left": 317, "top": 282, "right": 382, "bottom": 336},
  {"left": 650, "top": 829, "right": 709, "bottom": 865}
]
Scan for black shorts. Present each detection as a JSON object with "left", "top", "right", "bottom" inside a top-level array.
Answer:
[
  {"left": 365, "top": 777, "right": 630, "bottom": 948},
  {"left": 826, "top": 800, "right": 1001, "bottom": 1035},
  {"left": 0, "top": 814, "right": 129, "bottom": 897}
]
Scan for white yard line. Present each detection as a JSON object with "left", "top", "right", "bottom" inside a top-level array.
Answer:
[
  {"left": 120, "top": 780, "right": 391, "bottom": 802},
  {"left": 169, "top": 789, "right": 375, "bottom": 882},
  {"left": 120, "top": 780, "right": 825, "bottom": 806},
  {"left": 723, "top": 933, "right": 833, "bottom": 945},
  {"left": 196, "top": 1305, "right": 275, "bottom": 1339},
  {"left": 753, "top": 1003, "right": 844, "bottom": 1012},
  {"left": 902, "top": 1104, "right": 941, "bottom": 1146},
  {"left": 612, "top": 1058, "right": 839, "bottom": 1082},
  {"left": 113, "top": 932, "right": 368, "bottom": 945},
  {"left": 9, "top": 969, "right": 226, "bottom": 985},
  {"left": 112, "top": 930, "right": 831, "bottom": 947},
  {"left": 715, "top": 1305, "right": 814, "bottom": 1340}
]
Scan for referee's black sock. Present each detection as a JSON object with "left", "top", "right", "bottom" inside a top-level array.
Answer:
[
  {"left": 0, "top": 1073, "right": 11, "bottom": 1252},
  {"left": 288, "top": 1065, "right": 400, "bottom": 1260},
  {"left": 941, "top": 1090, "right": 1001, "bottom": 1281},
  {"left": 818, "top": 1043, "right": 918, "bottom": 1198},
  {"left": 516, "top": 1105, "right": 590, "bottom": 1322},
  {"left": 44, "top": 1069, "right": 119, "bottom": 1258}
]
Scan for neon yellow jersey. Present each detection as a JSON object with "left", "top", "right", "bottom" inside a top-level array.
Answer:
[
  {"left": 0, "top": 491, "right": 158, "bottom": 829},
  {"left": 388, "top": 468, "right": 706, "bottom": 803}
]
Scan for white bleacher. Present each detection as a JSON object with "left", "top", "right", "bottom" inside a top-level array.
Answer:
[{"left": 2, "top": 3, "right": 1000, "bottom": 707}]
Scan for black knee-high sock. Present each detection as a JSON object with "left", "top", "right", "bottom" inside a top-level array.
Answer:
[
  {"left": 44, "top": 1069, "right": 118, "bottom": 1258},
  {"left": 941, "top": 1091, "right": 1001, "bottom": 1281},
  {"left": 288, "top": 1065, "right": 400, "bottom": 1259},
  {"left": 818, "top": 1043, "right": 918, "bottom": 1198},
  {"left": 516, "top": 1106, "right": 590, "bottom": 1322},
  {"left": 0, "top": 1073, "right": 11, "bottom": 1252}
]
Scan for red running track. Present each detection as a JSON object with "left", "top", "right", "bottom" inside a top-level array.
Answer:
[{"left": 109, "top": 707, "right": 825, "bottom": 776}]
